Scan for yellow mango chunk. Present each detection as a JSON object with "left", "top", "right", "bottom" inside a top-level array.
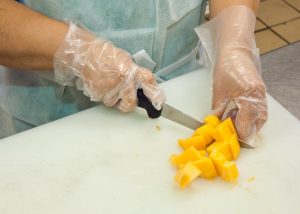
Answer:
[
  {"left": 192, "top": 123, "right": 214, "bottom": 145},
  {"left": 209, "top": 150, "right": 227, "bottom": 174},
  {"left": 228, "top": 134, "right": 240, "bottom": 160},
  {"left": 204, "top": 115, "right": 220, "bottom": 127},
  {"left": 209, "top": 151, "right": 239, "bottom": 182},
  {"left": 221, "top": 161, "right": 239, "bottom": 182},
  {"left": 170, "top": 116, "right": 241, "bottom": 188},
  {"left": 198, "top": 150, "right": 207, "bottom": 156},
  {"left": 211, "top": 118, "right": 237, "bottom": 141},
  {"left": 178, "top": 135, "right": 207, "bottom": 150},
  {"left": 224, "top": 118, "right": 237, "bottom": 136},
  {"left": 175, "top": 162, "right": 201, "bottom": 188},
  {"left": 207, "top": 141, "right": 232, "bottom": 160},
  {"left": 170, "top": 147, "right": 203, "bottom": 168},
  {"left": 193, "top": 123, "right": 214, "bottom": 136},
  {"left": 193, "top": 157, "right": 217, "bottom": 179}
]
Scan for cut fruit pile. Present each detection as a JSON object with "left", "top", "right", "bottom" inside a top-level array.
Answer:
[{"left": 169, "top": 115, "right": 240, "bottom": 188}]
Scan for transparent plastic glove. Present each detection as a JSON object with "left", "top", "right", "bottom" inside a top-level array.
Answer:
[
  {"left": 195, "top": 6, "right": 268, "bottom": 143},
  {"left": 54, "top": 23, "right": 165, "bottom": 112}
]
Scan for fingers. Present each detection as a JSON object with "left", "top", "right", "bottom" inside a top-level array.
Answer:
[
  {"left": 235, "top": 99, "right": 258, "bottom": 141},
  {"left": 234, "top": 98, "right": 268, "bottom": 141},
  {"left": 254, "top": 100, "right": 268, "bottom": 132},
  {"left": 83, "top": 45, "right": 164, "bottom": 113},
  {"left": 114, "top": 66, "right": 149, "bottom": 112},
  {"left": 213, "top": 94, "right": 268, "bottom": 142},
  {"left": 114, "top": 66, "right": 165, "bottom": 112},
  {"left": 103, "top": 93, "right": 119, "bottom": 107},
  {"left": 102, "top": 85, "right": 137, "bottom": 112},
  {"left": 136, "top": 67, "right": 166, "bottom": 110},
  {"left": 134, "top": 67, "right": 156, "bottom": 85},
  {"left": 99, "top": 66, "right": 149, "bottom": 112},
  {"left": 116, "top": 66, "right": 165, "bottom": 112},
  {"left": 116, "top": 84, "right": 137, "bottom": 112},
  {"left": 142, "top": 83, "right": 166, "bottom": 110}
]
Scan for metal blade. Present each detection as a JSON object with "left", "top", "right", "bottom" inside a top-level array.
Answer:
[
  {"left": 238, "top": 139, "right": 255, "bottom": 149},
  {"left": 161, "top": 104, "right": 203, "bottom": 130}
]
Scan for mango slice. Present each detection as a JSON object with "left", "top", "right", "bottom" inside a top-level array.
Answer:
[
  {"left": 209, "top": 150, "right": 227, "bottom": 174},
  {"left": 198, "top": 150, "right": 207, "bottom": 156},
  {"left": 207, "top": 141, "right": 232, "bottom": 160},
  {"left": 203, "top": 115, "right": 220, "bottom": 127},
  {"left": 211, "top": 118, "right": 237, "bottom": 141},
  {"left": 228, "top": 134, "right": 240, "bottom": 160},
  {"left": 221, "top": 161, "right": 239, "bottom": 182},
  {"left": 192, "top": 123, "right": 214, "bottom": 144},
  {"left": 175, "top": 162, "right": 201, "bottom": 188},
  {"left": 178, "top": 135, "right": 207, "bottom": 150},
  {"left": 193, "top": 157, "right": 217, "bottom": 179},
  {"left": 210, "top": 151, "right": 238, "bottom": 182},
  {"left": 193, "top": 123, "right": 214, "bottom": 136},
  {"left": 170, "top": 147, "right": 203, "bottom": 168}
]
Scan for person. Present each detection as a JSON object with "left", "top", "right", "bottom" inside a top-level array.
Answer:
[{"left": 0, "top": 0, "right": 267, "bottom": 142}]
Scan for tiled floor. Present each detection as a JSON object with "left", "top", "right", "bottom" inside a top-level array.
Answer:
[
  {"left": 205, "top": 0, "right": 300, "bottom": 55},
  {"left": 256, "top": 0, "right": 300, "bottom": 54},
  {"left": 255, "top": 1, "right": 300, "bottom": 119}
]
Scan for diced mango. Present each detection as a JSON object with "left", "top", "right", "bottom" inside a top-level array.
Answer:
[
  {"left": 223, "top": 118, "right": 237, "bottom": 137},
  {"left": 198, "top": 150, "right": 207, "bottom": 156},
  {"left": 193, "top": 157, "right": 217, "bottom": 179},
  {"left": 193, "top": 123, "right": 214, "bottom": 136},
  {"left": 221, "top": 161, "right": 239, "bottom": 182},
  {"left": 204, "top": 115, "right": 220, "bottom": 127},
  {"left": 192, "top": 123, "right": 214, "bottom": 145},
  {"left": 207, "top": 141, "right": 232, "bottom": 160},
  {"left": 175, "top": 162, "right": 201, "bottom": 188},
  {"left": 170, "top": 147, "right": 203, "bottom": 168},
  {"left": 170, "top": 115, "right": 240, "bottom": 188},
  {"left": 178, "top": 136, "right": 207, "bottom": 150},
  {"left": 209, "top": 151, "right": 239, "bottom": 182},
  {"left": 211, "top": 118, "right": 237, "bottom": 141},
  {"left": 179, "top": 150, "right": 207, "bottom": 168},
  {"left": 209, "top": 150, "right": 227, "bottom": 174},
  {"left": 228, "top": 134, "right": 240, "bottom": 160}
]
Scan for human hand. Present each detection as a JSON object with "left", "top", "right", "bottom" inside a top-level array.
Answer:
[
  {"left": 213, "top": 48, "right": 267, "bottom": 141},
  {"left": 195, "top": 5, "right": 268, "bottom": 142},
  {"left": 54, "top": 24, "right": 165, "bottom": 112}
]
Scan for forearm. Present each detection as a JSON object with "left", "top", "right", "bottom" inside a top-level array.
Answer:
[
  {"left": 208, "top": 0, "right": 259, "bottom": 55},
  {"left": 209, "top": 0, "right": 260, "bottom": 17},
  {"left": 0, "top": 0, "right": 68, "bottom": 70}
]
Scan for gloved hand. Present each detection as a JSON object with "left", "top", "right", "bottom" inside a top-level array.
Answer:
[
  {"left": 195, "top": 5, "right": 268, "bottom": 143},
  {"left": 54, "top": 23, "right": 165, "bottom": 112}
]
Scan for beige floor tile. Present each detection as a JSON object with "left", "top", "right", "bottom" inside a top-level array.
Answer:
[
  {"left": 255, "top": 19, "right": 267, "bottom": 31},
  {"left": 255, "top": 30, "right": 287, "bottom": 54},
  {"left": 258, "top": 0, "right": 299, "bottom": 26},
  {"left": 273, "top": 18, "right": 300, "bottom": 43},
  {"left": 285, "top": 0, "right": 300, "bottom": 10}
]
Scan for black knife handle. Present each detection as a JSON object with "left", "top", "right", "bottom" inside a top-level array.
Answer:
[{"left": 137, "top": 89, "right": 162, "bottom": 119}]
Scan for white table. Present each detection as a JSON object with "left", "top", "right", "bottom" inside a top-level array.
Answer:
[{"left": 0, "top": 69, "right": 300, "bottom": 214}]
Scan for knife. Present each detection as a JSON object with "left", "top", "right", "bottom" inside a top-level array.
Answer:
[{"left": 137, "top": 89, "right": 254, "bottom": 149}]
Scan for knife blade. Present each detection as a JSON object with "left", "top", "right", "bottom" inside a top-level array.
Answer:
[
  {"left": 137, "top": 89, "right": 254, "bottom": 149},
  {"left": 160, "top": 103, "right": 203, "bottom": 130}
]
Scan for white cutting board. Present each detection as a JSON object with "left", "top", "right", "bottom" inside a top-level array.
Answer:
[{"left": 0, "top": 69, "right": 300, "bottom": 214}]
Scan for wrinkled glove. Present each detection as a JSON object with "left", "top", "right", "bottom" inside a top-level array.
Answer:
[
  {"left": 195, "top": 5, "right": 268, "bottom": 143},
  {"left": 54, "top": 23, "right": 165, "bottom": 112}
]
